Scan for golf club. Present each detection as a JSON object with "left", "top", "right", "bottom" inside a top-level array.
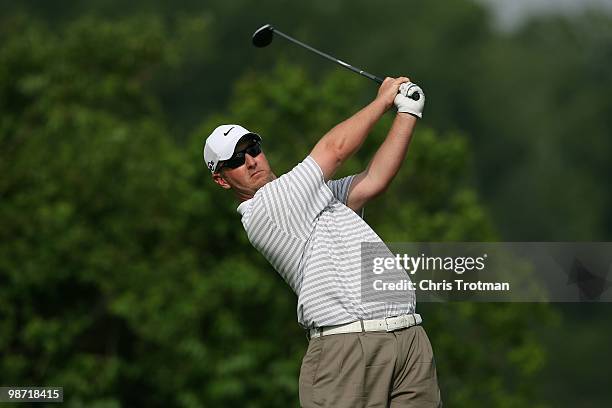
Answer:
[{"left": 252, "top": 24, "right": 420, "bottom": 101}]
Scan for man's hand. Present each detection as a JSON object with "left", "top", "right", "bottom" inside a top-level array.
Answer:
[
  {"left": 395, "top": 82, "right": 425, "bottom": 118},
  {"left": 376, "top": 77, "right": 411, "bottom": 111}
]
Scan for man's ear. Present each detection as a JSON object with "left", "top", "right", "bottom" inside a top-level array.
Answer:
[{"left": 212, "top": 172, "right": 231, "bottom": 189}]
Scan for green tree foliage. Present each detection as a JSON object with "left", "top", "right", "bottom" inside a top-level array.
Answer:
[
  {"left": 463, "top": 12, "right": 612, "bottom": 240},
  {"left": 4, "top": 0, "right": 611, "bottom": 239},
  {"left": 0, "top": 16, "right": 216, "bottom": 407},
  {"left": 1, "top": 16, "right": 557, "bottom": 406}
]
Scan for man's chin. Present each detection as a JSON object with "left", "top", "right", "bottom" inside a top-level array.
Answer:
[{"left": 252, "top": 172, "right": 272, "bottom": 190}]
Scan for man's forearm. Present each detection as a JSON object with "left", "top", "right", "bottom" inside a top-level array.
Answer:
[
  {"left": 363, "top": 113, "right": 417, "bottom": 188},
  {"left": 318, "top": 98, "right": 388, "bottom": 163}
]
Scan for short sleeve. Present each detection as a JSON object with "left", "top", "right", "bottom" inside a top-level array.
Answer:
[
  {"left": 257, "top": 156, "right": 334, "bottom": 238},
  {"left": 327, "top": 175, "right": 356, "bottom": 205},
  {"left": 327, "top": 174, "right": 365, "bottom": 218}
]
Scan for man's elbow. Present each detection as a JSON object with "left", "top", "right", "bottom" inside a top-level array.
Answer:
[
  {"left": 311, "top": 138, "right": 344, "bottom": 179},
  {"left": 325, "top": 136, "right": 350, "bottom": 164}
]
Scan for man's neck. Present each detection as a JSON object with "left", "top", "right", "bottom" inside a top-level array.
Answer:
[
  {"left": 236, "top": 191, "right": 254, "bottom": 202},
  {"left": 234, "top": 172, "right": 277, "bottom": 202}
]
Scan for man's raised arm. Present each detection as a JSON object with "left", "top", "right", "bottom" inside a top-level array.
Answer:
[
  {"left": 310, "top": 77, "right": 410, "bottom": 181},
  {"left": 345, "top": 81, "right": 425, "bottom": 212}
]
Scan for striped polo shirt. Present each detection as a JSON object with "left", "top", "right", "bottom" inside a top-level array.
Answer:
[{"left": 237, "top": 156, "right": 415, "bottom": 328}]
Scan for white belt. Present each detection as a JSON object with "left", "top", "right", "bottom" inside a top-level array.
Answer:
[{"left": 308, "top": 314, "right": 422, "bottom": 339}]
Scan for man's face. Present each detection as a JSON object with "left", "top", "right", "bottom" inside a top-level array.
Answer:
[{"left": 212, "top": 136, "right": 275, "bottom": 199}]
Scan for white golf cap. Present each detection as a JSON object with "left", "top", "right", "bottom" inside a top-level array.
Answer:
[{"left": 203, "top": 124, "right": 262, "bottom": 173}]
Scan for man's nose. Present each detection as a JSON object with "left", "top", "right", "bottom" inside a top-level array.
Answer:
[{"left": 245, "top": 153, "right": 257, "bottom": 168}]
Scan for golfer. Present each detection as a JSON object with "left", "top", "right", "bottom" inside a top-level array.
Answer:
[{"left": 204, "top": 77, "right": 441, "bottom": 407}]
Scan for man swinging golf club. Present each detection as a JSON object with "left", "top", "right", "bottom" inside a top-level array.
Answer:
[{"left": 204, "top": 77, "right": 442, "bottom": 407}]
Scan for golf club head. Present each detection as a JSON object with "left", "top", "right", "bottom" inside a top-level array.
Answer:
[{"left": 252, "top": 24, "right": 274, "bottom": 47}]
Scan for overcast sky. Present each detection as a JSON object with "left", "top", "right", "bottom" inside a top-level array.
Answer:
[{"left": 477, "top": 0, "right": 612, "bottom": 29}]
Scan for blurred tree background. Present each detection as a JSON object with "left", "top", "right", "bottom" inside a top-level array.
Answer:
[{"left": 1, "top": 0, "right": 611, "bottom": 406}]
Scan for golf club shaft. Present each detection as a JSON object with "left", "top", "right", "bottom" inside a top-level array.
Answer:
[{"left": 273, "top": 29, "right": 385, "bottom": 84}]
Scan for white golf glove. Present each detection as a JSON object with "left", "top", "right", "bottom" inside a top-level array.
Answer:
[{"left": 395, "top": 82, "right": 425, "bottom": 118}]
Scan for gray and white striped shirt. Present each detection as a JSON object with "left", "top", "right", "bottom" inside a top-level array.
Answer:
[{"left": 237, "top": 156, "right": 415, "bottom": 328}]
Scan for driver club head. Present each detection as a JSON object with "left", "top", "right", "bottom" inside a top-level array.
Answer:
[{"left": 252, "top": 24, "right": 275, "bottom": 47}]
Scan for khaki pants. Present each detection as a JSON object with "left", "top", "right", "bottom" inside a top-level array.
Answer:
[{"left": 299, "top": 325, "right": 442, "bottom": 407}]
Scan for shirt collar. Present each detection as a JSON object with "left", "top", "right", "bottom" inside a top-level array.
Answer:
[{"left": 237, "top": 199, "right": 251, "bottom": 216}]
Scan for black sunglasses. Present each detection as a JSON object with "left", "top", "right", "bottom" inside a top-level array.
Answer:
[{"left": 217, "top": 140, "right": 262, "bottom": 171}]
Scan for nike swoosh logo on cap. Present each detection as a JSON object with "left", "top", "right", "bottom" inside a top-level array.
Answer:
[{"left": 223, "top": 126, "right": 235, "bottom": 136}]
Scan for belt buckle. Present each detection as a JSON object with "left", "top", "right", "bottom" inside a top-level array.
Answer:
[
  {"left": 384, "top": 317, "right": 391, "bottom": 332},
  {"left": 386, "top": 315, "right": 410, "bottom": 332}
]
